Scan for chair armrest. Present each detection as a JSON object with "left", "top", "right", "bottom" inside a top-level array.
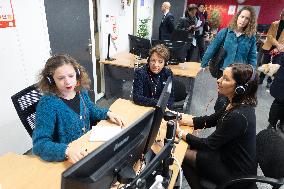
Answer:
[{"left": 217, "top": 176, "right": 284, "bottom": 189}]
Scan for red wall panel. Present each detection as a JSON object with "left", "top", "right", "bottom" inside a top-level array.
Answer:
[{"left": 188, "top": 0, "right": 284, "bottom": 28}]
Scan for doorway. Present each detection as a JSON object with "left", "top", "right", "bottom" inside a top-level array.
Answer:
[{"left": 44, "top": 0, "right": 101, "bottom": 101}]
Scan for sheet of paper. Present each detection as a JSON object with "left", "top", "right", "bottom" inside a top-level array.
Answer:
[
  {"left": 89, "top": 125, "right": 122, "bottom": 142},
  {"left": 191, "top": 37, "right": 196, "bottom": 46},
  {"left": 196, "top": 20, "right": 202, "bottom": 27}
]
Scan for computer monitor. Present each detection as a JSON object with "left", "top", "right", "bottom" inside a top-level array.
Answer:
[
  {"left": 165, "top": 41, "right": 188, "bottom": 65},
  {"left": 128, "top": 34, "right": 151, "bottom": 59},
  {"left": 143, "top": 77, "right": 172, "bottom": 154},
  {"left": 171, "top": 30, "right": 192, "bottom": 43},
  {"left": 125, "top": 78, "right": 175, "bottom": 189},
  {"left": 61, "top": 109, "right": 155, "bottom": 189},
  {"left": 151, "top": 40, "right": 187, "bottom": 65},
  {"left": 151, "top": 39, "right": 168, "bottom": 47}
]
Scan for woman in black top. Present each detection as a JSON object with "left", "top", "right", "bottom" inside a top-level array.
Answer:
[
  {"left": 176, "top": 63, "right": 258, "bottom": 188},
  {"left": 133, "top": 44, "right": 174, "bottom": 108}
]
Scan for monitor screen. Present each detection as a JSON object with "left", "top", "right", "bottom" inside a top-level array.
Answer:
[
  {"left": 143, "top": 77, "right": 172, "bottom": 154},
  {"left": 128, "top": 34, "right": 151, "bottom": 59},
  {"left": 165, "top": 41, "right": 187, "bottom": 65},
  {"left": 151, "top": 40, "right": 187, "bottom": 65},
  {"left": 61, "top": 109, "right": 155, "bottom": 189},
  {"left": 171, "top": 30, "right": 192, "bottom": 43},
  {"left": 151, "top": 39, "right": 168, "bottom": 47}
]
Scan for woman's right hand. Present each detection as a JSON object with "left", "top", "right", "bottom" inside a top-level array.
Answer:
[
  {"left": 187, "top": 25, "right": 195, "bottom": 31},
  {"left": 65, "top": 145, "right": 88, "bottom": 164},
  {"left": 178, "top": 117, "right": 194, "bottom": 126}
]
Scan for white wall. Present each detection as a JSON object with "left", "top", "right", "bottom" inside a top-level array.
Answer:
[
  {"left": 0, "top": 0, "right": 135, "bottom": 156},
  {"left": 0, "top": 0, "right": 50, "bottom": 155},
  {"left": 98, "top": 0, "right": 134, "bottom": 59}
]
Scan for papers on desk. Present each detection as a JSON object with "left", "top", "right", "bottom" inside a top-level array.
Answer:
[{"left": 89, "top": 125, "right": 123, "bottom": 142}]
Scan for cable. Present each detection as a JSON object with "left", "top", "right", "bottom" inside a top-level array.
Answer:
[{"left": 172, "top": 156, "right": 183, "bottom": 189}]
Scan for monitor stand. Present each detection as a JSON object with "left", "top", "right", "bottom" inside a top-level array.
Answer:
[{"left": 117, "top": 165, "right": 137, "bottom": 184}]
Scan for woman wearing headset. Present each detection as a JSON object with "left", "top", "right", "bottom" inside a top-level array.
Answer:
[
  {"left": 177, "top": 63, "right": 258, "bottom": 189},
  {"left": 32, "top": 54, "right": 124, "bottom": 164},
  {"left": 133, "top": 44, "right": 174, "bottom": 108}
]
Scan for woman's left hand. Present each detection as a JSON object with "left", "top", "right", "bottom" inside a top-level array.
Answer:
[{"left": 107, "top": 111, "right": 125, "bottom": 127}]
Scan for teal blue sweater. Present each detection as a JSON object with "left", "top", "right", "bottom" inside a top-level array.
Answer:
[
  {"left": 32, "top": 90, "right": 108, "bottom": 162},
  {"left": 202, "top": 28, "right": 257, "bottom": 69}
]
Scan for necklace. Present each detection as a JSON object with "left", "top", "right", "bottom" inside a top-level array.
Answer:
[{"left": 148, "top": 71, "right": 160, "bottom": 97}]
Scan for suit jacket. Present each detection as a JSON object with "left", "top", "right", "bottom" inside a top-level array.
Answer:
[
  {"left": 176, "top": 16, "right": 196, "bottom": 35},
  {"left": 159, "top": 12, "right": 175, "bottom": 40},
  {"left": 262, "top": 21, "right": 284, "bottom": 52}
]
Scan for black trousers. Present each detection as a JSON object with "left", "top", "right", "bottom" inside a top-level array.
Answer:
[
  {"left": 268, "top": 99, "right": 284, "bottom": 126},
  {"left": 196, "top": 35, "right": 205, "bottom": 60}
]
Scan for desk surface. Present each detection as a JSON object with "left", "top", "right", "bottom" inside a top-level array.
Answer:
[
  {"left": 100, "top": 52, "right": 201, "bottom": 78},
  {"left": 0, "top": 99, "right": 193, "bottom": 189}
]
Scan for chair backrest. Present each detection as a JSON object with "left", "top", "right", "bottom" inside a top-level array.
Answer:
[
  {"left": 11, "top": 84, "right": 42, "bottom": 137},
  {"left": 173, "top": 79, "right": 187, "bottom": 102},
  {"left": 256, "top": 128, "right": 284, "bottom": 179}
]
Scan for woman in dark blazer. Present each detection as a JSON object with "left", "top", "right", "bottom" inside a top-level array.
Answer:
[
  {"left": 176, "top": 64, "right": 258, "bottom": 189},
  {"left": 133, "top": 44, "right": 174, "bottom": 108}
]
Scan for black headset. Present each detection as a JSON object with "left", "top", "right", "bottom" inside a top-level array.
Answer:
[
  {"left": 235, "top": 65, "right": 256, "bottom": 95},
  {"left": 46, "top": 67, "right": 81, "bottom": 85}
]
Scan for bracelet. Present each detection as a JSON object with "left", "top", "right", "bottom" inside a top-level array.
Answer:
[
  {"left": 65, "top": 145, "right": 69, "bottom": 159},
  {"left": 177, "top": 130, "right": 184, "bottom": 142},
  {"left": 106, "top": 110, "right": 112, "bottom": 119}
]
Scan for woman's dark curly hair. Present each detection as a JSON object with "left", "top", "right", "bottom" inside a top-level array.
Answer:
[
  {"left": 37, "top": 54, "right": 91, "bottom": 95},
  {"left": 229, "top": 63, "right": 258, "bottom": 107}
]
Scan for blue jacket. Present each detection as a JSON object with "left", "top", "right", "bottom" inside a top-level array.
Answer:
[
  {"left": 32, "top": 90, "right": 108, "bottom": 162},
  {"left": 133, "top": 64, "right": 174, "bottom": 108},
  {"left": 202, "top": 28, "right": 257, "bottom": 69}
]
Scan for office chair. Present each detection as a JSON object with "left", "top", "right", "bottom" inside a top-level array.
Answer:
[
  {"left": 171, "top": 79, "right": 189, "bottom": 113},
  {"left": 199, "top": 128, "right": 284, "bottom": 189},
  {"left": 11, "top": 84, "right": 42, "bottom": 137}
]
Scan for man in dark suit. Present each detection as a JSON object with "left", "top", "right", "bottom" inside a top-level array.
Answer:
[{"left": 159, "top": 2, "right": 175, "bottom": 40}]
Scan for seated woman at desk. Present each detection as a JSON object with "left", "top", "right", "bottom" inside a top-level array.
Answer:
[
  {"left": 32, "top": 54, "right": 124, "bottom": 164},
  {"left": 176, "top": 63, "right": 258, "bottom": 188},
  {"left": 133, "top": 44, "right": 174, "bottom": 108}
]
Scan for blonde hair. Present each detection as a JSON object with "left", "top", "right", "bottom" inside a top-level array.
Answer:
[
  {"left": 228, "top": 6, "right": 257, "bottom": 36},
  {"left": 37, "top": 54, "right": 91, "bottom": 95}
]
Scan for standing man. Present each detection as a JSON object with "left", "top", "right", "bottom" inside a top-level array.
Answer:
[
  {"left": 259, "top": 9, "right": 284, "bottom": 88},
  {"left": 159, "top": 2, "right": 175, "bottom": 40}
]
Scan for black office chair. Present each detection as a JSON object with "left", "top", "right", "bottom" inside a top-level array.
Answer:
[
  {"left": 171, "top": 79, "right": 189, "bottom": 113},
  {"left": 11, "top": 84, "right": 42, "bottom": 137},
  {"left": 199, "top": 128, "right": 284, "bottom": 189}
]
